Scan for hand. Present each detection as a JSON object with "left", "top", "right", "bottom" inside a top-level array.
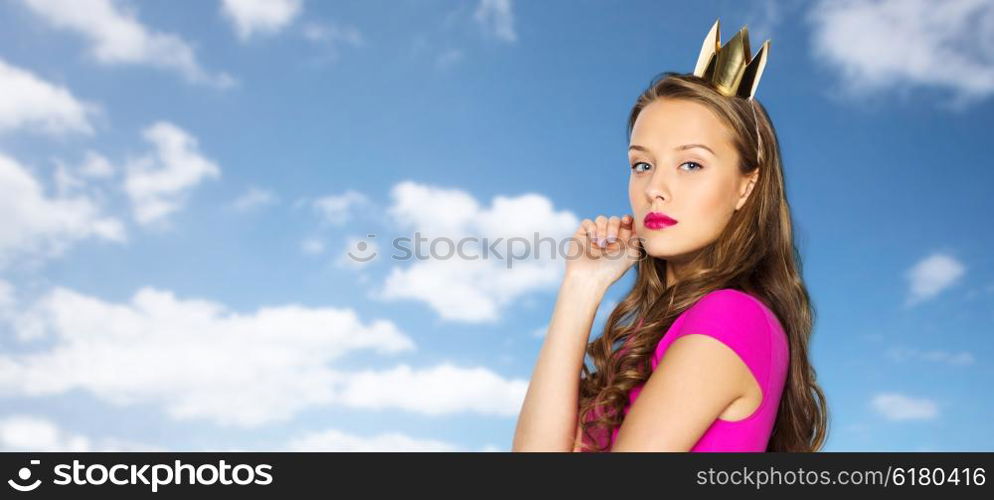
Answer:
[{"left": 564, "top": 214, "right": 641, "bottom": 288}]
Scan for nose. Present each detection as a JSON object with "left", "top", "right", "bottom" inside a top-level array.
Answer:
[{"left": 644, "top": 166, "right": 670, "bottom": 204}]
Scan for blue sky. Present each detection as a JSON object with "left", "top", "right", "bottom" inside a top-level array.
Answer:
[{"left": 0, "top": 0, "right": 992, "bottom": 452}]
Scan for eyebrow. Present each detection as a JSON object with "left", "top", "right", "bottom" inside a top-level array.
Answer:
[{"left": 628, "top": 143, "right": 716, "bottom": 156}]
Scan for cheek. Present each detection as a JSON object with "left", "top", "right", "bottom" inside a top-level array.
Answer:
[
  {"left": 695, "top": 188, "right": 730, "bottom": 214},
  {"left": 628, "top": 177, "right": 642, "bottom": 209},
  {"left": 684, "top": 181, "right": 737, "bottom": 232}
]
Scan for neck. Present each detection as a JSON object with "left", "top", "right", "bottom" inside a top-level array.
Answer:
[
  {"left": 664, "top": 250, "right": 703, "bottom": 290},
  {"left": 665, "top": 260, "right": 683, "bottom": 290}
]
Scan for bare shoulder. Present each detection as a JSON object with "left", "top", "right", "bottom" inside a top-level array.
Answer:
[{"left": 611, "top": 331, "right": 754, "bottom": 451}]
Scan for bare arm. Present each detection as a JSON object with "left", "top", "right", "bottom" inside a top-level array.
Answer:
[
  {"left": 511, "top": 275, "right": 609, "bottom": 451},
  {"left": 512, "top": 214, "right": 639, "bottom": 452},
  {"left": 571, "top": 417, "right": 584, "bottom": 452}
]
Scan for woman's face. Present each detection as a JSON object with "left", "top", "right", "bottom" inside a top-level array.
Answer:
[{"left": 628, "top": 98, "right": 758, "bottom": 264}]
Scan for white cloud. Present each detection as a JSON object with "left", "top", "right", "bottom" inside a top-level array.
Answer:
[
  {"left": 808, "top": 0, "right": 994, "bottom": 107},
  {"left": 0, "top": 285, "right": 416, "bottom": 428},
  {"left": 302, "top": 21, "right": 363, "bottom": 46},
  {"left": 123, "top": 121, "right": 222, "bottom": 226},
  {"left": 53, "top": 161, "right": 84, "bottom": 196},
  {"left": 286, "top": 428, "right": 459, "bottom": 452},
  {"left": 378, "top": 181, "right": 578, "bottom": 322},
  {"left": 230, "top": 186, "right": 277, "bottom": 212},
  {"left": 7, "top": 412, "right": 482, "bottom": 452},
  {"left": 312, "top": 190, "right": 368, "bottom": 225},
  {"left": 871, "top": 392, "right": 939, "bottom": 421},
  {"left": 386, "top": 182, "right": 479, "bottom": 237},
  {"left": 474, "top": 0, "right": 517, "bottom": 43},
  {"left": 21, "top": 0, "right": 234, "bottom": 88},
  {"left": 77, "top": 151, "right": 115, "bottom": 179},
  {"left": 0, "top": 414, "right": 162, "bottom": 451},
  {"left": 885, "top": 346, "right": 975, "bottom": 366},
  {"left": 0, "top": 280, "right": 14, "bottom": 322},
  {"left": 0, "top": 279, "right": 12, "bottom": 301},
  {"left": 52, "top": 151, "right": 117, "bottom": 197},
  {"left": 0, "top": 415, "right": 90, "bottom": 451},
  {"left": 300, "top": 237, "right": 325, "bottom": 255},
  {"left": 381, "top": 257, "right": 562, "bottom": 322},
  {"left": 0, "top": 152, "right": 125, "bottom": 268},
  {"left": 337, "top": 363, "right": 527, "bottom": 417},
  {"left": 0, "top": 58, "right": 96, "bottom": 135},
  {"left": 300, "top": 21, "right": 364, "bottom": 64},
  {"left": 221, "top": 0, "right": 302, "bottom": 41},
  {"left": 905, "top": 253, "right": 965, "bottom": 306},
  {"left": 0, "top": 285, "right": 527, "bottom": 427}
]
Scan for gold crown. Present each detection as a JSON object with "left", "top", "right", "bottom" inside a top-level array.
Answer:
[{"left": 693, "top": 19, "right": 770, "bottom": 100}]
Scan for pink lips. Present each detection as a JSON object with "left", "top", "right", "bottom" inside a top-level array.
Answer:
[{"left": 643, "top": 211, "right": 678, "bottom": 230}]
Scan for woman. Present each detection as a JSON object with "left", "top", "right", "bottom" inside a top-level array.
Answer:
[{"left": 512, "top": 20, "right": 828, "bottom": 452}]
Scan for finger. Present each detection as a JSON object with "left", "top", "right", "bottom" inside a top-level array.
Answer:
[
  {"left": 595, "top": 215, "right": 608, "bottom": 247},
  {"left": 580, "top": 219, "right": 597, "bottom": 249},
  {"left": 577, "top": 219, "right": 590, "bottom": 236},
  {"left": 618, "top": 215, "right": 633, "bottom": 244},
  {"left": 624, "top": 213, "right": 638, "bottom": 238},
  {"left": 606, "top": 216, "right": 620, "bottom": 244},
  {"left": 583, "top": 217, "right": 603, "bottom": 255}
]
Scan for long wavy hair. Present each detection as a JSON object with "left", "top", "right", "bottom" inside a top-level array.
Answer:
[{"left": 576, "top": 72, "right": 828, "bottom": 452}]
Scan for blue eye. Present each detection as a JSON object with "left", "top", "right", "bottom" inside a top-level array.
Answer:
[
  {"left": 631, "top": 161, "right": 651, "bottom": 173},
  {"left": 680, "top": 161, "right": 703, "bottom": 171}
]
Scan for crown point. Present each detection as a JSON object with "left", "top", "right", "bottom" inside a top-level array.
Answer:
[{"left": 690, "top": 19, "right": 770, "bottom": 99}]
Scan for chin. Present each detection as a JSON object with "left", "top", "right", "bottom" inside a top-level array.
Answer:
[{"left": 639, "top": 236, "right": 682, "bottom": 259}]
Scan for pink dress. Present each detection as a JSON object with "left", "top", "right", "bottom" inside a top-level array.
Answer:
[{"left": 582, "top": 288, "right": 789, "bottom": 452}]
